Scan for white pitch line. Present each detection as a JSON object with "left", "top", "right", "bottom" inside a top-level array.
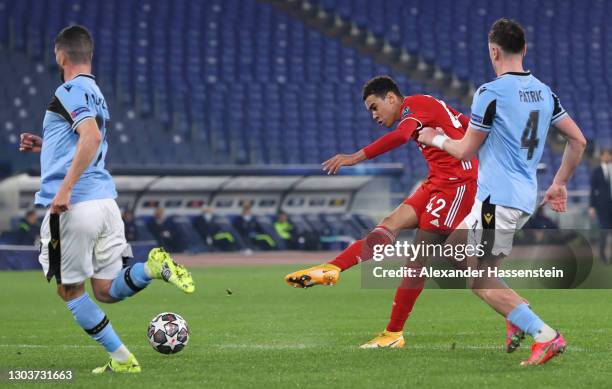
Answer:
[{"left": 0, "top": 343, "right": 588, "bottom": 352}]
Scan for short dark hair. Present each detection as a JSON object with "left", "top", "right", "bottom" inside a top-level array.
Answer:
[
  {"left": 362, "top": 76, "right": 403, "bottom": 101},
  {"left": 488, "top": 18, "right": 525, "bottom": 54},
  {"left": 54, "top": 25, "right": 94, "bottom": 64}
]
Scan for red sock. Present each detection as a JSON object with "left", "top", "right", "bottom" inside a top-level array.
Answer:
[
  {"left": 328, "top": 225, "right": 395, "bottom": 271},
  {"left": 386, "top": 270, "right": 426, "bottom": 332}
]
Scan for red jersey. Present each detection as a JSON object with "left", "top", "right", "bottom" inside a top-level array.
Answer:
[{"left": 363, "top": 94, "right": 478, "bottom": 186}]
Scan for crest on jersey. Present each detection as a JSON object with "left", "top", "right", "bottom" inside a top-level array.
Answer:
[{"left": 401, "top": 106, "right": 411, "bottom": 118}]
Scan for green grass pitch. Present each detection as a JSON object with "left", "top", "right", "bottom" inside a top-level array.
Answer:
[{"left": 1, "top": 266, "right": 611, "bottom": 388}]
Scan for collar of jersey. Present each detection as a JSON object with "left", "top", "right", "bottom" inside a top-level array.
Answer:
[
  {"left": 74, "top": 73, "right": 96, "bottom": 80},
  {"left": 497, "top": 71, "right": 531, "bottom": 78}
]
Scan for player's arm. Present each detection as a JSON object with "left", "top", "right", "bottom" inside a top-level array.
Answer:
[
  {"left": 549, "top": 116, "right": 586, "bottom": 185},
  {"left": 322, "top": 118, "right": 419, "bottom": 175},
  {"left": 418, "top": 126, "right": 488, "bottom": 161},
  {"left": 51, "top": 118, "right": 101, "bottom": 214},
  {"left": 541, "top": 115, "right": 587, "bottom": 212}
]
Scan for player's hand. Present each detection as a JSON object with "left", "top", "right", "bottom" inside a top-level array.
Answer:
[
  {"left": 417, "top": 126, "right": 445, "bottom": 146},
  {"left": 50, "top": 187, "right": 71, "bottom": 214},
  {"left": 322, "top": 151, "right": 365, "bottom": 175},
  {"left": 19, "top": 133, "right": 43, "bottom": 153},
  {"left": 540, "top": 183, "right": 567, "bottom": 212}
]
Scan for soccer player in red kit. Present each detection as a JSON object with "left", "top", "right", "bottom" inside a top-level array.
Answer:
[{"left": 285, "top": 76, "right": 487, "bottom": 348}]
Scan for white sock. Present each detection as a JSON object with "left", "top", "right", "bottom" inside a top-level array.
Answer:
[
  {"left": 533, "top": 324, "right": 557, "bottom": 343},
  {"left": 110, "top": 344, "right": 131, "bottom": 362},
  {"left": 143, "top": 262, "right": 153, "bottom": 278}
]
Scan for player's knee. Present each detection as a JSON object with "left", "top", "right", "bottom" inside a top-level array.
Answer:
[
  {"left": 56, "top": 283, "right": 85, "bottom": 301},
  {"left": 379, "top": 216, "right": 401, "bottom": 234},
  {"left": 91, "top": 282, "right": 117, "bottom": 303},
  {"left": 471, "top": 286, "right": 495, "bottom": 301},
  {"left": 92, "top": 289, "right": 113, "bottom": 303}
]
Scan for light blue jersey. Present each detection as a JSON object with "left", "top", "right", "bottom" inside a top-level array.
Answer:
[
  {"left": 35, "top": 74, "right": 116, "bottom": 206},
  {"left": 469, "top": 71, "right": 567, "bottom": 214}
]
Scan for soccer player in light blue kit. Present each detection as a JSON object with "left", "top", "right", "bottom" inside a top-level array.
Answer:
[
  {"left": 419, "top": 18, "right": 586, "bottom": 365},
  {"left": 19, "top": 25, "right": 195, "bottom": 373}
]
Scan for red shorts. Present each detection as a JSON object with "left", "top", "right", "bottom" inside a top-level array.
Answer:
[{"left": 403, "top": 180, "right": 477, "bottom": 232}]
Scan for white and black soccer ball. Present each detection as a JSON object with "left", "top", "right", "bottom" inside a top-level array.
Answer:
[{"left": 147, "top": 312, "right": 189, "bottom": 354}]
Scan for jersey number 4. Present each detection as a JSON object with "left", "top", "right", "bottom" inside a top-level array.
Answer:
[{"left": 521, "top": 110, "right": 540, "bottom": 160}]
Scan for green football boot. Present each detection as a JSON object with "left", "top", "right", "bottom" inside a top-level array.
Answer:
[
  {"left": 92, "top": 353, "right": 141, "bottom": 374},
  {"left": 145, "top": 248, "right": 195, "bottom": 294}
]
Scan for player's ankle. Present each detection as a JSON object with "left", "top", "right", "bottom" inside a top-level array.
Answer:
[
  {"left": 110, "top": 344, "right": 131, "bottom": 363},
  {"left": 143, "top": 262, "right": 154, "bottom": 278},
  {"left": 533, "top": 325, "right": 556, "bottom": 343}
]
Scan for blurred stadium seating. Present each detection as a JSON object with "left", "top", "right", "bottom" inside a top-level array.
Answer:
[
  {"left": 0, "top": 0, "right": 602, "bottom": 253},
  {"left": 0, "top": 0, "right": 466, "bottom": 188},
  {"left": 308, "top": 0, "right": 606, "bottom": 190}
]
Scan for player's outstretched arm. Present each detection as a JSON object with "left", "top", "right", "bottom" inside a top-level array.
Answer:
[
  {"left": 50, "top": 118, "right": 102, "bottom": 214},
  {"left": 541, "top": 116, "right": 587, "bottom": 212},
  {"left": 322, "top": 149, "right": 367, "bottom": 175},
  {"left": 418, "top": 126, "right": 487, "bottom": 161},
  {"left": 322, "top": 119, "right": 420, "bottom": 175},
  {"left": 19, "top": 132, "right": 43, "bottom": 152}
]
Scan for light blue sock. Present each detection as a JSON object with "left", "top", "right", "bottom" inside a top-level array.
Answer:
[
  {"left": 67, "top": 293, "right": 122, "bottom": 352},
  {"left": 507, "top": 303, "right": 545, "bottom": 338},
  {"left": 109, "top": 263, "right": 152, "bottom": 301}
]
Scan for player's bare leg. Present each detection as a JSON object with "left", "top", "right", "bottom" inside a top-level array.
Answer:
[
  {"left": 448, "top": 221, "right": 566, "bottom": 364},
  {"left": 56, "top": 283, "right": 140, "bottom": 373},
  {"left": 361, "top": 230, "right": 438, "bottom": 348},
  {"left": 284, "top": 204, "right": 418, "bottom": 288}
]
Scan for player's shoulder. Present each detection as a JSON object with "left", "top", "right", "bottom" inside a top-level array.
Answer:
[
  {"left": 54, "top": 79, "right": 89, "bottom": 99},
  {"left": 474, "top": 80, "right": 503, "bottom": 98},
  {"left": 403, "top": 94, "right": 438, "bottom": 110},
  {"left": 54, "top": 75, "right": 96, "bottom": 97}
]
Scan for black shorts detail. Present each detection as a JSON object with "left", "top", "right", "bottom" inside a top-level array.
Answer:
[
  {"left": 124, "top": 265, "right": 144, "bottom": 292},
  {"left": 481, "top": 196, "right": 496, "bottom": 257},
  {"left": 46, "top": 214, "right": 62, "bottom": 284},
  {"left": 85, "top": 315, "right": 110, "bottom": 335}
]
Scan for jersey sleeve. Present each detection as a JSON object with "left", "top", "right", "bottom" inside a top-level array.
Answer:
[
  {"left": 550, "top": 92, "right": 568, "bottom": 125},
  {"left": 362, "top": 118, "right": 419, "bottom": 159},
  {"left": 54, "top": 84, "right": 95, "bottom": 132},
  {"left": 469, "top": 85, "right": 497, "bottom": 132}
]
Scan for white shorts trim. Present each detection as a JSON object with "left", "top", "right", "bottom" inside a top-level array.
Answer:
[
  {"left": 39, "top": 199, "right": 131, "bottom": 284},
  {"left": 462, "top": 198, "right": 530, "bottom": 257}
]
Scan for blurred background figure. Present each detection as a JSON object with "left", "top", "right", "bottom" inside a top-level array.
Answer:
[
  {"left": 15, "top": 209, "right": 39, "bottom": 245},
  {"left": 521, "top": 206, "right": 559, "bottom": 244},
  {"left": 147, "top": 207, "right": 183, "bottom": 252},
  {"left": 122, "top": 209, "right": 138, "bottom": 242},
  {"left": 589, "top": 148, "right": 612, "bottom": 264},
  {"left": 193, "top": 207, "right": 239, "bottom": 252},
  {"left": 274, "top": 211, "right": 296, "bottom": 249},
  {"left": 233, "top": 202, "right": 274, "bottom": 251}
]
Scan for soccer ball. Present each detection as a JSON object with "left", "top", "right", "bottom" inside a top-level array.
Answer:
[{"left": 147, "top": 312, "right": 189, "bottom": 354}]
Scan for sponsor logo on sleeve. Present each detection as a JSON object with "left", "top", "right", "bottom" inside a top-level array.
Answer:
[
  {"left": 401, "top": 106, "right": 411, "bottom": 118},
  {"left": 470, "top": 113, "right": 483, "bottom": 123},
  {"left": 71, "top": 106, "right": 91, "bottom": 118}
]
